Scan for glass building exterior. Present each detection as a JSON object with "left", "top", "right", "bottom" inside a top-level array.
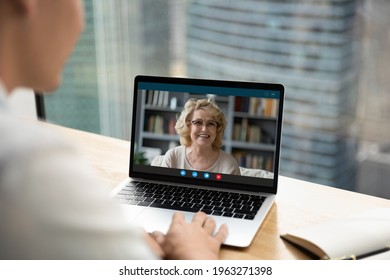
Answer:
[
  {"left": 45, "top": 0, "right": 171, "bottom": 139},
  {"left": 186, "top": 0, "right": 359, "bottom": 189}
]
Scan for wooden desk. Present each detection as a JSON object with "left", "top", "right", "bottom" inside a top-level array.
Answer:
[{"left": 45, "top": 122, "right": 390, "bottom": 260}]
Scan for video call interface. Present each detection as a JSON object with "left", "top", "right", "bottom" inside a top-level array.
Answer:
[{"left": 132, "top": 81, "right": 282, "bottom": 189}]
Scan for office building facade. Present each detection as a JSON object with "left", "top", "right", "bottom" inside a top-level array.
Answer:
[
  {"left": 45, "top": 0, "right": 171, "bottom": 140},
  {"left": 186, "top": 0, "right": 360, "bottom": 189}
]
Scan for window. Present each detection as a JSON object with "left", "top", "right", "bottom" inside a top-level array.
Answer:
[{"left": 43, "top": 0, "right": 390, "bottom": 199}]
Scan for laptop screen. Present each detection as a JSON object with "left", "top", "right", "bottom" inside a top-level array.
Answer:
[{"left": 130, "top": 76, "right": 284, "bottom": 193}]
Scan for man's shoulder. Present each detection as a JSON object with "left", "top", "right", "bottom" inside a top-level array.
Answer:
[{"left": 0, "top": 112, "right": 74, "bottom": 160}]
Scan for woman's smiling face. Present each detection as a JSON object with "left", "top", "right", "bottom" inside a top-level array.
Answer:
[{"left": 189, "top": 109, "right": 218, "bottom": 149}]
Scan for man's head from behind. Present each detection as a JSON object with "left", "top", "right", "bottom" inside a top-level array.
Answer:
[{"left": 0, "top": 0, "right": 84, "bottom": 93}]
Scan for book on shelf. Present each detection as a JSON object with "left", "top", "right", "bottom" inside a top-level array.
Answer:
[
  {"left": 240, "top": 118, "right": 248, "bottom": 142},
  {"left": 146, "top": 115, "right": 176, "bottom": 135},
  {"left": 263, "top": 98, "right": 277, "bottom": 117},
  {"left": 280, "top": 208, "right": 390, "bottom": 260},
  {"left": 146, "top": 115, "right": 155, "bottom": 132},
  {"left": 146, "top": 90, "right": 170, "bottom": 107},
  {"left": 235, "top": 96, "right": 253, "bottom": 114},
  {"left": 145, "top": 90, "right": 153, "bottom": 105},
  {"left": 232, "top": 151, "right": 272, "bottom": 170},
  {"left": 168, "top": 118, "right": 176, "bottom": 135},
  {"left": 235, "top": 97, "right": 277, "bottom": 117},
  {"left": 232, "top": 119, "right": 262, "bottom": 143},
  {"left": 247, "top": 125, "right": 261, "bottom": 143},
  {"left": 152, "top": 91, "right": 159, "bottom": 106},
  {"left": 146, "top": 115, "right": 164, "bottom": 134}
]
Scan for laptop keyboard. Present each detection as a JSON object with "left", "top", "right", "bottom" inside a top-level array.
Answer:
[{"left": 114, "top": 181, "right": 266, "bottom": 220}]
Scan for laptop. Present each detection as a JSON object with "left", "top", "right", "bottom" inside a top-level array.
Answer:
[{"left": 111, "top": 75, "right": 284, "bottom": 247}]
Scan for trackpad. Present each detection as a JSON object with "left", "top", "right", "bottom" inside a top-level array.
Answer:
[{"left": 133, "top": 208, "right": 195, "bottom": 233}]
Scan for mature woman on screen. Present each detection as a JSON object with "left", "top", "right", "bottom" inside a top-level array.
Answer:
[{"left": 162, "top": 98, "right": 241, "bottom": 175}]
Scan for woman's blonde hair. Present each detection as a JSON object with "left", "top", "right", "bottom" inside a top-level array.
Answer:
[{"left": 175, "top": 98, "right": 226, "bottom": 149}]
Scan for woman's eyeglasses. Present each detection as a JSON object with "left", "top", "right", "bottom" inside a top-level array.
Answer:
[{"left": 190, "top": 119, "right": 218, "bottom": 128}]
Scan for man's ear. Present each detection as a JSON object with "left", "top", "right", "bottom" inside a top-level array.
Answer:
[{"left": 11, "top": 0, "right": 37, "bottom": 15}]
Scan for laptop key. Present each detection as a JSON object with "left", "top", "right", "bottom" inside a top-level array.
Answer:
[
  {"left": 244, "top": 214, "right": 256, "bottom": 220},
  {"left": 212, "top": 211, "right": 223, "bottom": 216},
  {"left": 232, "top": 203, "right": 242, "bottom": 209},
  {"left": 252, "top": 204, "right": 262, "bottom": 212},
  {"left": 138, "top": 201, "right": 151, "bottom": 207},
  {"left": 201, "top": 199, "right": 212, "bottom": 206},
  {"left": 202, "top": 205, "right": 213, "bottom": 211},
  {"left": 202, "top": 209, "right": 213, "bottom": 215},
  {"left": 234, "top": 209, "right": 257, "bottom": 216},
  {"left": 241, "top": 205, "right": 253, "bottom": 211},
  {"left": 172, "top": 202, "right": 183, "bottom": 207},
  {"left": 127, "top": 200, "right": 139, "bottom": 205},
  {"left": 149, "top": 203, "right": 200, "bottom": 213},
  {"left": 161, "top": 200, "right": 173, "bottom": 205},
  {"left": 192, "top": 199, "right": 202, "bottom": 204},
  {"left": 118, "top": 190, "right": 134, "bottom": 195},
  {"left": 133, "top": 192, "right": 144, "bottom": 197},
  {"left": 211, "top": 201, "right": 222, "bottom": 207},
  {"left": 192, "top": 203, "right": 203, "bottom": 210},
  {"left": 182, "top": 202, "right": 194, "bottom": 208},
  {"left": 181, "top": 197, "right": 192, "bottom": 203}
]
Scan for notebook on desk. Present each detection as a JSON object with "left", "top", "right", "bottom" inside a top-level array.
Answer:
[{"left": 111, "top": 75, "right": 285, "bottom": 247}]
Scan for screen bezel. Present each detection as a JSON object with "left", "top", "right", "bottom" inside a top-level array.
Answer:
[{"left": 129, "top": 75, "right": 284, "bottom": 194}]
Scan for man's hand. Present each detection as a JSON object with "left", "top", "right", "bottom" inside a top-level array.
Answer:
[{"left": 150, "top": 212, "right": 228, "bottom": 260}]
